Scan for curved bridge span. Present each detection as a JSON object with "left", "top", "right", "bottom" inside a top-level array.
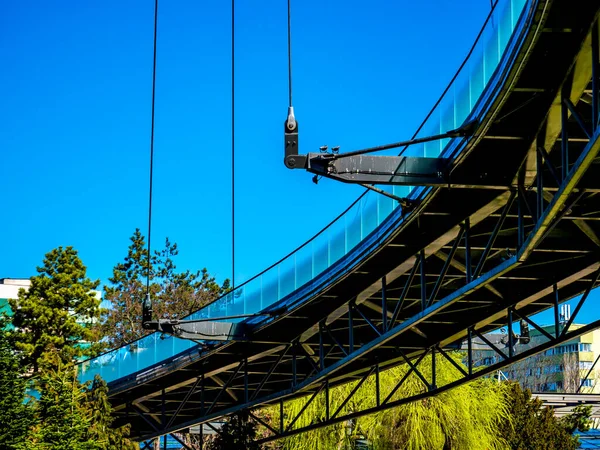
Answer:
[{"left": 79, "top": 0, "right": 600, "bottom": 442}]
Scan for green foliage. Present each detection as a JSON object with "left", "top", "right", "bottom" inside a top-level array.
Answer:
[
  {"left": 0, "top": 315, "right": 34, "bottom": 449},
  {"left": 560, "top": 404, "right": 592, "bottom": 434},
  {"left": 1, "top": 244, "right": 137, "bottom": 449},
  {"left": 9, "top": 246, "right": 103, "bottom": 373},
  {"left": 85, "top": 376, "right": 138, "bottom": 450},
  {"left": 22, "top": 358, "right": 137, "bottom": 450},
  {"left": 102, "top": 229, "right": 230, "bottom": 347},
  {"left": 29, "top": 359, "right": 99, "bottom": 449},
  {"left": 206, "top": 412, "right": 261, "bottom": 450},
  {"left": 498, "top": 382, "right": 580, "bottom": 450},
  {"left": 262, "top": 353, "right": 511, "bottom": 450}
]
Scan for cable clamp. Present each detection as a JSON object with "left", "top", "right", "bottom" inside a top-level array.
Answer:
[{"left": 286, "top": 106, "right": 297, "bottom": 131}]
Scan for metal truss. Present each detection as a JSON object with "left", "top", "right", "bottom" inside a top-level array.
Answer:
[
  {"left": 109, "top": 6, "right": 600, "bottom": 445},
  {"left": 253, "top": 311, "right": 600, "bottom": 443}
]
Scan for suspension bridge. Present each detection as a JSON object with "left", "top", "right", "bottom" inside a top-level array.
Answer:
[{"left": 78, "top": 0, "right": 600, "bottom": 446}]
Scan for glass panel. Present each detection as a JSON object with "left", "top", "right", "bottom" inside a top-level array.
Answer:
[
  {"left": 313, "top": 233, "right": 329, "bottom": 277},
  {"left": 470, "top": 49, "right": 485, "bottom": 110},
  {"left": 228, "top": 287, "right": 246, "bottom": 317},
  {"left": 261, "top": 267, "right": 279, "bottom": 309},
  {"left": 423, "top": 120, "right": 442, "bottom": 157},
  {"left": 440, "top": 88, "right": 457, "bottom": 142},
  {"left": 483, "top": 25, "right": 500, "bottom": 85},
  {"left": 329, "top": 213, "right": 347, "bottom": 264},
  {"left": 278, "top": 254, "right": 296, "bottom": 299},
  {"left": 393, "top": 184, "right": 412, "bottom": 199},
  {"left": 295, "top": 243, "right": 314, "bottom": 289},
  {"left": 346, "top": 205, "right": 362, "bottom": 252},
  {"left": 454, "top": 71, "right": 471, "bottom": 126},
  {"left": 243, "top": 278, "right": 262, "bottom": 314},
  {"left": 361, "top": 193, "right": 379, "bottom": 239},
  {"left": 377, "top": 190, "right": 395, "bottom": 226}
]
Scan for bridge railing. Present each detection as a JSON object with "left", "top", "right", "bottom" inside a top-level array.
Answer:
[{"left": 78, "top": 0, "right": 529, "bottom": 385}]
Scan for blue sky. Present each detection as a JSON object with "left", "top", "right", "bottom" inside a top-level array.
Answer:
[
  {"left": 1, "top": 1, "right": 597, "bottom": 326},
  {"left": 1, "top": 0, "right": 494, "bottom": 287}
]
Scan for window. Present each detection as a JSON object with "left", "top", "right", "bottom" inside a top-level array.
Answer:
[
  {"left": 580, "top": 379, "right": 595, "bottom": 387},
  {"left": 539, "top": 382, "right": 559, "bottom": 392},
  {"left": 482, "top": 357, "right": 496, "bottom": 366},
  {"left": 580, "top": 361, "right": 593, "bottom": 370},
  {"left": 544, "top": 365, "right": 563, "bottom": 374},
  {"left": 550, "top": 344, "right": 586, "bottom": 355}
]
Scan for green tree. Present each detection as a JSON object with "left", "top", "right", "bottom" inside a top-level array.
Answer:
[
  {"left": 102, "top": 229, "right": 230, "bottom": 347},
  {"left": 261, "top": 353, "right": 511, "bottom": 450},
  {"left": 560, "top": 404, "right": 592, "bottom": 434},
  {"left": 29, "top": 359, "right": 98, "bottom": 449},
  {"left": 23, "top": 354, "right": 136, "bottom": 450},
  {"left": 206, "top": 411, "right": 261, "bottom": 450},
  {"left": 85, "top": 375, "right": 138, "bottom": 450},
  {"left": 0, "top": 315, "right": 34, "bottom": 449},
  {"left": 499, "top": 382, "right": 582, "bottom": 450},
  {"left": 9, "top": 246, "right": 103, "bottom": 374}
]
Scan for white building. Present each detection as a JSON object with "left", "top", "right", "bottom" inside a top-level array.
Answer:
[{"left": 0, "top": 278, "right": 31, "bottom": 316}]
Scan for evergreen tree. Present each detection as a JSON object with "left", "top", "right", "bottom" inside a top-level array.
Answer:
[
  {"left": 30, "top": 358, "right": 98, "bottom": 449},
  {"left": 560, "top": 404, "right": 592, "bottom": 435},
  {"left": 0, "top": 315, "right": 34, "bottom": 449},
  {"left": 206, "top": 412, "right": 261, "bottom": 450},
  {"left": 9, "top": 246, "right": 103, "bottom": 373},
  {"left": 499, "top": 382, "right": 582, "bottom": 450},
  {"left": 25, "top": 356, "right": 136, "bottom": 450},
  {"left": 85, "top": 375, "right": 138, "bottom": 450},
  {"left": 102, "top": 229, "right": 230, "bottom": 347}
]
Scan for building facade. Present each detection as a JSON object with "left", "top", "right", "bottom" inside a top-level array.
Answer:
[
  {"left": 0, "top": 278, "right": 31, "bottom": 317},
  {"left": 471, "top": 311, "right": 600, "bottom": 393}
]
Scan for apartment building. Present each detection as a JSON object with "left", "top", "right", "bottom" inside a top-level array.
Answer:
[{"left": 472, "top": 307, "right": 600, "bottom": 393}]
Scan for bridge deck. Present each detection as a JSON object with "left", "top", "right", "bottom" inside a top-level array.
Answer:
[{"left": 78, "top": 0, "right": 600, "bottom": 441}]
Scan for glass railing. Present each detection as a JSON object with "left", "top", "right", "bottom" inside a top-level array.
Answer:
[{"left": 78, "top": 0, "right": 531, "bottom": 385}]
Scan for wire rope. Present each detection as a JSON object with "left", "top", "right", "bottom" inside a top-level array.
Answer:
[
  {"left": 231, "top": 0, "right": 236, "bottom": 288},
  {"left": 146, "top": 0, "right": 159, "bottom": 301},
  {"left": 287, "top": 0, "right": 293, "bottom": 107}
]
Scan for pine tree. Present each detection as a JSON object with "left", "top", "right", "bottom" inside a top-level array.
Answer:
[
  {"left": 30, "top": 357, "right": 98, "bottom": 449},
  {"left": 499, "top": 382, "right": 581, "bottom": 450},
  {"left": 102, "top": 229, "right": 229, "bottom": 347},
  {"left": 0, "top": 315, "right": 34, "bottom": 449},
  {"left": 9, "top": 246, "right": 103, "bottom": 374},
  {"left": 86, "top": 375, "right": 138, "bottom": 450},
  {"left": 560, "top": 404, "right": 592, "bottom": 435},
  {"left": 25, "top": 356, "right": 136, "bottom": 450}
]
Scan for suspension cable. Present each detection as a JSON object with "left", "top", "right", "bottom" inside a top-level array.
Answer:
[
  {"left": 231, "top": 0, "right": 235, "bottom": 288},
  {"left": 146, "top": 0, "right": 159, "bottom": 299},
  {"left": 287, "top": 0, "right": 293, "bottom": 107}
]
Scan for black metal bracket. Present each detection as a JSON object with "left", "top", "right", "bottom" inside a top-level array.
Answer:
[
  {"left": 284, "top": 119, "right": 479, "bottom": 187},
  {"left": 141, "top": 306, "right": 288, "bottom": 341}
]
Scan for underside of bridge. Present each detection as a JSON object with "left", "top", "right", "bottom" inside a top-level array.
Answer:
[{"left": 106, "top": 0, "right": 600, "bottom": 443}]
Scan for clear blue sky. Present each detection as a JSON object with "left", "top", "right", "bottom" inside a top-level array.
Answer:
[
  {"left": 16, "top": 0, "right": 580, "bottom": 324},
  {"left": 2, "top": 0, "right": 597, "bottom": 327},
  {"left": 0, "top": 0, "right": 492, "bottom": 285}
]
